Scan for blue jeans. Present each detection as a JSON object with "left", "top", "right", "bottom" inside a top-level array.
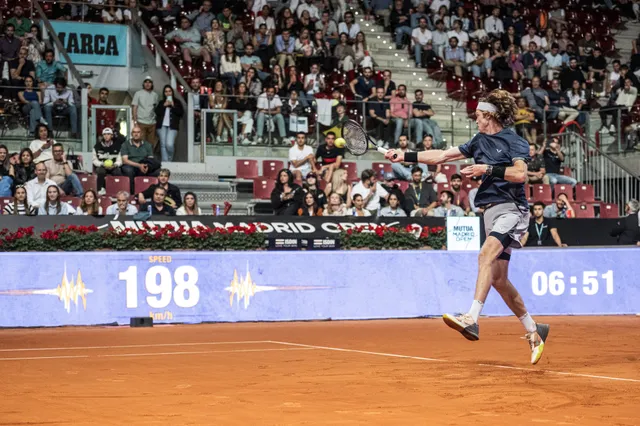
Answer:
[
  {"left": 256, "top": 112, "right": 286, "bottom": 139},
  {"left": 393, "top": 117, "right": 407, "bottom": 145},
  {"left": 391, "top": 162, "right": 428, "bottom": 181},
  {"left": 546, "top": 173, "right": 577, "bottom": 186},
  {"left": 414, "top": 44, "right": 430, "bottom": 67},
  {"left": 395, "top": 25, "right": 412, "bottom": 46},
  {"left": 157, "top": 126, "right": 178, "bottom": 162},
  {"left": 0, "top": 176, "right": 12, "bottom": 196},
  {"left": 22, "top": 101, "right": 42, "bottom": 134},
  {"left": 60, "top": 173, "right": 84, "bottom": 196},
  {"left": 412, "top": 118, "right": 444, "bottom": 148},
  {"left": 44, "top": 104, "right": 78, "bottom": 134},
  {"left": 223, "top": 72, "right": 240, "bottom": 91}
]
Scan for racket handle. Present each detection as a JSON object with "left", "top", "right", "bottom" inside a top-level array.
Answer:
[{"left": 376, "top": 146, "right": 398, "bottom": 159}]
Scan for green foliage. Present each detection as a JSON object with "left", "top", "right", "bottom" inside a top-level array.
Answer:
[{"left": 340, "top": 225, "right": 447, "bottom": 250}]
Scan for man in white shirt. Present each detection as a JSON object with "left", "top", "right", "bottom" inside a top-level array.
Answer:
[
  {"left": 447, "top": 20, "right": 469, "bottom": 47},
  {"left": 429, "top": 0, "right": 449, "bottom": 14},
  {"left": 256, "top": 86, "right": 287, "bottom": 145},
  {"left": 351, "top": 169, "right": 389, "bottom": 215},
  {"left": 288, "top": 133, "right": 315, "bottom": 181},
  {"left": 254, "top": 5, "right": 276, "bottom": 31},
  {"left": 338, "top": 11, "right": 360, "bottom": 41},
  {"left": 25, "top": 162, "right": 58, "bottom": 208},
  {"left": 600, "top": 78, "right": 638, "bottom": 134},
  {"left": 296, "top": 0, "right": 319, "bottom": 21},
  {"left": 544, "top": 43, "right": 563, "bottom": 81},
  {"left": 106, "top": 190, "right": 138, "bottom": 216},
  {"left": 431, "top": 20, "right": 448, "bottom": 58},
  {"left": 484, "top": 7, "right": 504, "bottom": 38},
  {"left": 43, "top": 77, "right": 78, "bottom": 137},
  {"left": 412, "top": 17, "right": 432, "bottom": 68},
  {"left": 521, "top": 26, "right": 545, "bottom": 51},
  {"left": 303, "top": 63, "right": 324, "bottom": 105}
]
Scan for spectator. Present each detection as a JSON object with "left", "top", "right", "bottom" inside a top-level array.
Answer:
[
  {"left": 335, "top": 32, "right": 356, "bottom": 71},
  {"left": 303, "top": 172, "right": 327, "bottom": 208},
  {"left": 429, "top": 0, "right": 449, "bottom": 14},
  {"left": 352, "top": 169, "right": 389, "bottom": 215},
  {"left": 431, "top": 19, "right": 448, "bottom": 57},
  {"left": 484, "top": 7, "right": 504, "bottom": 39},
  {"left": 545, "top": 43, "right": 563, "bottom": 81},
  {"left": 7, "top": 6, "right": 31, "bottom": 37},
  {"left": 35, "top": 49, "right": 66, "bottom": 87},
  {"left": 544, "top": 193, "right": 575, "bottom": 219},
  {"left": 316, "top": 10, "right": 338, "bottom": 46},
  {"left": 132, "top": 76, "right": 159, "bottom": 154},
  {"left": 368, "top": 86, "right": 392, "bottom": 147},
  {"left": 210, "top": 81, "right": 232, "bottom": 143},
  {"left": 30, "top": 124, "right": 55, "bottom": 164},
  {"left": 187, "top": 0, "right": 215, "bottom": 34},
  {"left": 390, "top": 84, "right": 411, "bottom": 146},
  {"left": 289, "top": 132, "right": 315, "bottom": 181},
  {"left": 506, "top": 44, "right": 525, "bottom": 81},
  {"left": 102, "top": 0, "right": 123, "bottom": 23},
  {"left": 284, "top": 66, "right": 304, "bottom": 103},
  {"left": 166, "top": 16, "right": 211, "bottom": 66},
  {"left": 26, "top": 162, "right": 57, "bottom": 208},
  {"left": 412, "top": 17, "right": 433, "bottom": 68},
  {"left": 559, "top": 57, "right": 586, "bottom": 92},
  {"left": 271, "top": 169, "right": 303, "bottom": 215},
  {"left": 3, "top": 185, "right": 35, "bottom": 215},
  {"left": 380, "top": 172, "right": 405, "bottom": 207},
  {"left": 420, "top": 135, "right": 448, "bottom": 183},
  {"left": 0, "top": 24, "right": 20, "bottom": 64},
  {"left": 137, "top": 168, "right": 181, "bottom": 209},
  {"left": 298, "top": 191, "right": 323, "bottom": 216},
  {"left": 501, "top": 25, "right": 520, "bottom": 51},
  {"left": 38, "top": 185, "right": 75, "bottom": 215},
  {"left": 430, "top": 190, "right": 464, "bottom": 216},
  {"left": 205, "top": 19, "right": 226, "bottom": 70},
  {"left": 221, "top": 42, "right": 242, "bottom": 91},
  {"left": 390, "top": 0, "right": 412, "bottom": 49},
  {"left": 411, "top": 89, "right": 444, "bottom": 148},
  {"left": 154, "top": 85, "right": 183, "bottom": 162},
  {"left": 587, "top": 47, "right": 607, "bottom": 86},
  {"left": 95, "top": 87, "right": 117, "bottom": 136},
  {"left": 0, "top": 145, "right": 14, "bottom": 196},
  {"left": 449, "top": 173, "right": 470, "bottom": 215},
  {"left": 521, "top": 201, "right": 566, "bottom": 247},
  {"left": 10, "top": 46, "right": 35, "bottom": 92},
  {"left": 521, "top": 27, "right": 545, "bottom": 51},
  {"left": 378, "top": 69, "right": 397, "bottom": 101},
  {"left": 447, "top": 19, "right": 469, "bottom": 48},
  {"left": 600, "top": 78, "right": 638, "bottom": 135},
  {"left": 241, "top": 44, "right": 266, "bottom": 80},
  {"left": 217, "top": 6, "right": 235, "bottom": 32},
  {"left": 76, "top": 189, "right": 102, "bottom": 216},
  {"left": 433, "top": 5, "right": 451, "bottom": 31},
  {"left": 24, "top": 25, "right": 46, "bottom": 65},
  {"left": 314, "top": 132, "right": 344, "bottom": 184},
  {"left": 256, "top": 85, "right": 287, "bottom": 145},
  {"left": 527, "top": 144, "right": 548, "bottom": 184},
  {"left": 566, "top": 79, "right": 589, "bottom": 125},
  {"left": 141, "top": 186, "right": 176, "bottom": 216},
  {"left": 521, "top": 76, "right": 550, "bottom": 121},
  {"left": 338, "top": 11, "right": 360, "bottom": 41},
  {"left": 391, "top": 135, "right": 427, "bottom": 180},
  {"left": 404, "top": 166, "right": 438, "bottom": 217},
  {"left": 379, "top": 193, "right": 407, "bottom": 217},
  {"left": 14, "top": 148, "right": 36, "bottom": 187},
  {"left": 522, "top": 42, "right": 546, "bottom": 80},
  {"left": 323, "top": 192, "right": 349, "bottom": 216},
  {"left": 176, "top": 192, "right": 202, "bottom": 215},
  {"left": 577, "top": 32, "right": 597, "bottom": 62},
  {"left": 43, "top": 77, "right": 78, "bottom": 138},
  {"left": 514, "top": 97, "right": 537, "bottom": 145},
  {"left": 51, "top": 1, "right": 72, "bottom": 21},
  {"left": 227, "top": 17, "right": 251, "bottom": 54},
  {"left": 466, "top": 40, "right": 487, "bottom": 77},
  {"left": 275, "top": 29, "right": 296, "bottom": 69},
  {"left": 444, "top": 37, "right": 465, "bottom": 77},
  {"left": 344, "top": 193, "right": 370, "bottom": 217},
  {"left": 17, "top": 75, "right": 42, "bottom": 136},
  {"left": 252, "top": 23, "right": 273, "bottom": 67},
  {"left": 105, "top": 190, "right": 138, "bottom": 215},
  {"left": 547, "top": 0, "right": 567, "bottom": 32},
  {"left": 543, "top": 137, "right": 577, "bottom": 186},
  {"left": 451, "top": 6, "right": 468, "bottom": 32},
  {"left": 45, "top": 143, "right": 84, "bottom": 197},
  {"left": 229, "top": 82, "right": 256, "bottom": 145},
  {"left": 121, "top": 125, "right": 160, "bottom": 192},
  {"left": 608, "top": 60, "right": 622, "bottom": 95},
  {"left": 548, "top": 79, "right": 579, "bottom": 124},
  {"left": 303, "top": 63, "right": 325, "bottom": 105},
  {"left": 93, "top": 127, "right": 123, "bottom": 193},
  {"left": 349, "top": 66, "right": 375, "bottom": 101},
  {"left": 610, "top": 199, "right": 640, "bottom": 245},
  {"left": 557, "top": 29, "right": 574, "bottom": 54}
]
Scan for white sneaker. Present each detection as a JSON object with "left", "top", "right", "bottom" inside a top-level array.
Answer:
[
  {"left": 256, "top": 137, "right": 264, "bottom": 145},
  {"left": 600, "top": 126, "right": 609, "bottom": 135},
  {"left": 609, "top": 124, "right": 617, "bottom": 134},
  {"left": 39, "top": 117, "right": 48, "bottom": 125},
  {"left": 241, "top": 137, "right": 251, "bottom": 145},
  {"left": 383, "top": 142, "right": 390, "bottom": 149},
  {"left": 98, "top": 188, "right": 106, "bottom": 196},
  {"left": 282, "top": 137, "right": 291, "bottom": 146}
]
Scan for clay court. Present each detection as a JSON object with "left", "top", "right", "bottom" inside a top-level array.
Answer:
[{"left": 1, "top": 316, "right": 639, "bottom": 425}]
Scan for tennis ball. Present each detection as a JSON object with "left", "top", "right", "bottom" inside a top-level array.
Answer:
[
  {"left": 104, "top": 159, "right": 113, "bottom": 168},
  {"left": 334, "top": 137, "right": 346, "bottom": 148}
]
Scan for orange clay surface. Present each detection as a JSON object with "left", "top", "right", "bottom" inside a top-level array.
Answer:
[{"left": 1, "top": 317, "right": 639, "bottom": 426}]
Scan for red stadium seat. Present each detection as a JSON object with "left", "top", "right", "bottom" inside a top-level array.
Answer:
[
  {"left": 524, "top": 184, "right": 533, "bottom": 203},
  {"left": 236, "top": 159, "right": 259, "bottom": 180},
  {"left": 342, "top": 162, "right": 359, "bottom": 182},
  {"left": 252, "top": 177, "right": 275, "bottom": 200},
  {"left": 134, "top": 177, "right": 158, "bottom": 195},
  {"left": 372, "top": 162, "right": 392, "bottom": 176},
  {"left": 466, "top": 94, "right": 479, "bottom": 118},
  {"left": 436, "top": 183, "right": 451, "bottom": 194},
  {"left": 61, "top": 196, "right": 81, "bottom": 209},
  {"left": 262, "top": 160, "right": 285, "bottom": 180},
  {"left": 105, "top": 176, "right": 130, "bottom": 197},
  {"left": 80, "top": 175, "right": 97, "bottom": 193},
  {"left": 599, "top": 203, "right": 619, "bottom": 218},
  {"left": 575, "top": 184, "right": 595, "bottom": 202},
  {"left": 441, "top": 164, "right": 458, "bottom": 181},
  {"left": 553, "top": 184, "right": 573, "bottom": 201},
  {"left": 532, "top": 184, "right": 552, "bottom": 204},
  {"left": 574, "top": 203, "right": 595, "bottom": 218},
  {"left": 99, "top": 197, "right": 114, "bottom": 213},
  {"left": 0, "top": 197, "right": 12, "bottom": 212}
]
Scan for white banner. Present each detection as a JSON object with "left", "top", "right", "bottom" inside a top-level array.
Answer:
[{"left": 446, "top": 216, "right": 481, "bottom": 251}]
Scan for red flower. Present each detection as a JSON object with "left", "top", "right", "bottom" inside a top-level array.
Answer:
[{"left": 346, "top": 229, "right": 353, "bottom": 236}]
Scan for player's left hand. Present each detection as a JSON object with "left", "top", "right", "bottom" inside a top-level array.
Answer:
[{"left": 461, "top": 164, "right": 488, "bottom": 178}]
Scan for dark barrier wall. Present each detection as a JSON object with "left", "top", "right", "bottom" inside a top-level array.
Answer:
[{"left": 0, "top": 215, "right": 628, "bottom": 247}]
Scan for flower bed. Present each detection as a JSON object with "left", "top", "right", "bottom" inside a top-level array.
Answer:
[{"left": 340, "top": 225, "right": 447, "bottom": 250}]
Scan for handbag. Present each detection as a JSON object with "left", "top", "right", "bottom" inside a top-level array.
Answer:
[{"left": 66, "top": 146, "right": 84, "bottom": 172}]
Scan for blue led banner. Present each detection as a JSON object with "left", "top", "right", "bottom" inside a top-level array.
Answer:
[
  {"left": 0, "top": 248, "right": 638, "bottom": 327},
  {"left": 50, "top": 21, "right": 128, "bottom": 66}
]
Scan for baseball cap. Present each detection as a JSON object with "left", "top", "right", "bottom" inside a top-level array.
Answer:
[
  {"left": 102, "top": 127, "right": 113, "bottom": 135},
  {"left": 383, "top": 172, "right": 395, "bottom": 181},
  {"left": 143, "top": 76, "right": 153, "bottom": 82}
]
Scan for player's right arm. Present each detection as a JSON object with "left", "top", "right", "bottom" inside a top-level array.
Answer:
[{"left": 385, "top": 147, "right": 466, "bottom": 165}]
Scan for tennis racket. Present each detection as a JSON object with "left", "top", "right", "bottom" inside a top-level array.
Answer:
[{"left": 340, "top": 119, "right": 398, "bottom": 159}]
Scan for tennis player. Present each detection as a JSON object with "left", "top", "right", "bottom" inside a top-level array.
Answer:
[{"left": 384, "top": 89, "right": 549, "bottom": 364}]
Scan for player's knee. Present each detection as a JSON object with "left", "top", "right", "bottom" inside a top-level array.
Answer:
[{"left": 477, "top": 250, "right": 494, "bottom": 268}]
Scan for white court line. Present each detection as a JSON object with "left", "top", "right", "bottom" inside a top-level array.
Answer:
[
  {"left": 98, "top": 347, "right": 316, "bottom": 358},
  {"left": 0, "top": 341, "right": 269, "bottom": 353},
  {"left": 268, "top": 340, "right": 640, "bottom": 384},
  {"left": 0, "top": 355, "right": 89, "bottom": 362}
]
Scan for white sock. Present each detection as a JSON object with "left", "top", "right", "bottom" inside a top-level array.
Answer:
[
  {"left": 519, "top": 312, "right": 537, "bottom": 333},
  {"left": 468, "top": 300, "right": 484, "bottom": 323}
]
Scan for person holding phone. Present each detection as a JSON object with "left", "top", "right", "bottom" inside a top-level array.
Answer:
[
  {"left": 29, "top": 123, "right": 55, "bottom": 164},
  {"left": 154, "top": 85, "right": 184, "bottom": 162}
]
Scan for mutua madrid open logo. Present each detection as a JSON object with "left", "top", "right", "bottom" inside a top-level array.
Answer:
[
  {"left": 58, "top": 32, "right": 119, "bottom": 57},
  {"left": 452, "top": 225, "right": 475, "bottom": 243}
]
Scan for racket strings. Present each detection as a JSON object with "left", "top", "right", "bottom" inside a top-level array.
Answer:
[{"left": 342, "top": 121, "right": 369, "bottom": 156}]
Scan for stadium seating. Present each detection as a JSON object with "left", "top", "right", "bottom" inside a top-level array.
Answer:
[
  {"left": 80, "top": 175, "right": 98, "bottom": 194},
  {"left": 342, "top": 162, "right": 359, "bottom": 183},
  {"left": 134, "top": 177, "right": 158, "bottom": 195},
  {"left": 554, "top": 184, "right": 574, "bottom": 201},
  {"left": 372, "top": 162, "right": 393, "bottom": 176},
  {"left": 532, "top": 184, "right": 553, "bottom": 204},
  {"left": 61, "top": 197, "right": 81, "bottom": 209},
  {"left": 105, "top": 176, "right": 131, "bottom": 197},
  {"left": 575, "top": 203, "right": 595, "bottom": 218},
  {"left": 99, "top": 197, "right": 114, "bottom": 213},
  {"left": 236, "top": 159, "right": 259, "bottom": 180},
  {"left": 252, "top": 177, "right": 275, "bottom": 201},
  {"left": 575, "top": 184, "right": 596, "bottom": 203},
  {"left": 599, "top": 203, "right": 620, "bottom": 218},
  {"left": 441, "top": 164, "right": 458, "bottom": 181},
  {"left": 262, "top": 160, "right": 285, "bottom": 180}
]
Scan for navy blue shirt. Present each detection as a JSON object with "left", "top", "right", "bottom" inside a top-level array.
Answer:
[{"left": 458, "top": 129, "right": 530, "bottom": 208}]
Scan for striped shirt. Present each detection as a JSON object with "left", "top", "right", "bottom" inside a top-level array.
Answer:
[{"left": 3, "top": 203, "right": 36, "bottom": 216}]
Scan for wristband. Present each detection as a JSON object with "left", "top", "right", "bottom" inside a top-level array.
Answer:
[
  {"left": 404, "top": 151, "right": 418, "bottom": 163},
  {"left": 491, "top": 165, "right": 506, "bottom": 179}
]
